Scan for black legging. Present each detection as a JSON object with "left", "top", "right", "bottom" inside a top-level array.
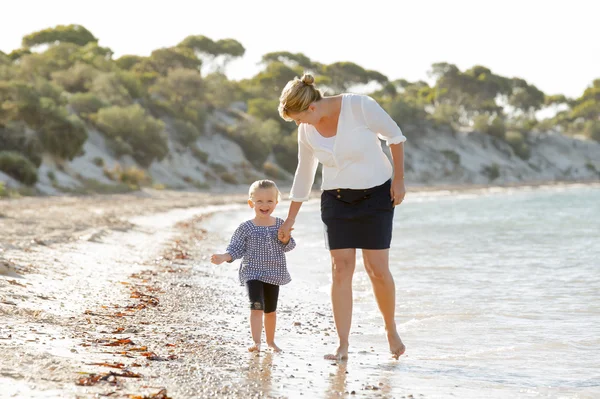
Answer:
[{"left": 246, "top": 280, "right": 280, "bottom": 314}]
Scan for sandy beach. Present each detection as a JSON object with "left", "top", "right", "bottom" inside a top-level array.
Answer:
[{"left": 2, "top": 181, "right": 599, "bottom": 398}]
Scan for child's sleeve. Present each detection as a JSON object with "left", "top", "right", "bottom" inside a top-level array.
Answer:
[
  {"left": 225, "top": 223, "right": 247, "bottom": 262},
  {"left": 281, "top": 236, "right": 296, "bottom": 252}
]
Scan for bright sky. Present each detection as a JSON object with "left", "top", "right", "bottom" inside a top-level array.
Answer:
[{"left": 2, "top": 0, "right": 598, "bottom": 98}]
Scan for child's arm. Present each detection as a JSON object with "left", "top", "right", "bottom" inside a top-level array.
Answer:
[
  {"left": 210, "top": 253, "right": 232, "bottom": 265},
  {"left": 211, "top": 223, "right": 247, "bottom": 265},
  {"left": 279, "top": 235, "right": 296, "bottom": 252}
]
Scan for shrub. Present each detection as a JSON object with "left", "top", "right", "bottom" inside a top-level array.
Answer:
[
  {"left": 505, "top": 131, "right": 531, "bottom": 160},
  {"left": 482, "top": 163, "right": 500, "bottom": 181},
  {"left": 47, "top": 170, "right": 56, "bottom": 181},
  {"left": 93, "top": 157, "right": 105, "bottom": 167},
  {"left": 95, "top": 104, "right": 167, "bottom": 167},
  {"left": 209, "top": 162, "right": 227, "bottom": 174},
  {"left": 473, "top": 114, "right": 506, "bottom": 140},
  {"left": 51, "top": 62, "right": 99, "bottom": 93},
  {"left": 90, "top": 72, "right": 133, "bottom": 106},
  {"left": 583, "top": 121, "right": 600, "bottom": 142},
  {"left": 0, "top": 122, "right": 43, "bottom": 167},
  {"left": 103, "top": 163, "right": 151, "bottom": 189},
  {"left": 0, "top": 151, "right": 38, "bottom": 185},
  {"left": 441, "top": 150, "right": 460, "bottom": 165},
  {"left": 263, "top": 162, "right": 281, "bottom": 179},
  {"left": 220, "top": 172, "right": 237, "bottom": 184},
  {"left": 173, "top": 119, "right": 201, "bottom": 145},
  {"left": 273, "top": 130, "right": 298, "bottom": 173},
  {"left": 225, "top": 118, "right": 281, "bottom": 168},
  {"left": 69, "top": 92, "right": 106, "bottom": 118},
  {"left": 190, "top": 146, "right": 208, "bottom": 163}
]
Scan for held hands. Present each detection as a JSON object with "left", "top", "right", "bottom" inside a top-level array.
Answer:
[
  {"left": 390, "top": 178, "right": 406, "bottom": 207},
  {"left": 210, "top": 253, "right": 232, "bottom": 265},
  {"left": 277, "top": 218, "right": 295, "bottom": 244}
]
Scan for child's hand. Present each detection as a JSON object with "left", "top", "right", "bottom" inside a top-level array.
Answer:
[
  {"left": 210, "top": 253, "right": 231, "bottom": 265},
  {"left": 277, "top": 228, "right": 293, "bottom": 244}
]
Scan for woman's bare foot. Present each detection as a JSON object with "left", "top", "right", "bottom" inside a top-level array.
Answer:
[
  {"left": 324, "top": 343, "right": 349, "bottom": 361},
  {"left": 266, "top": 341, "right": 282, "bottom": 352},
  {"left": 248, "top": 342, "right": 261, "bottom": 352},
  {"left": 387, "top": 331, "right": 405, "bottom": 359}
]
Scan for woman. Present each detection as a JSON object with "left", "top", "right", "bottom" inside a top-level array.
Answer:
[{"left": 277, "top": 73, "right": 407, "bottom": 361}]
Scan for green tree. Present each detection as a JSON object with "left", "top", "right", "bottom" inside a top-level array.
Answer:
[
  {"left": 322, "top": 61, "right": 388, "bottom": 93},
  {"left": 178, "top": 35, "right": 245, "bottom": 72},
  {"left": 261, "top": 51, "right": 317, "bottom": 71},
  {"left": 149, "top": 68, "right": 206, "bottom": 127},
  {"left": 22, "top": 24, "right": 97, "bottom": 48}
]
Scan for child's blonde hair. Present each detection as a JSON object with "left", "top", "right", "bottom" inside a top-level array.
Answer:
[{"left": 248, "top": 179, "right": 281, "bottom": 201}]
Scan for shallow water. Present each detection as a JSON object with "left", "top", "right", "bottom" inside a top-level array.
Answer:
[{"left": 203, "top": 184, "right": 600, "bottom": 398}]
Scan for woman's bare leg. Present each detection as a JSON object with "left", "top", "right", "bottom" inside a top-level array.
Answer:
[
  {"left": 362, "top": 249, "right": 405, "bottom": 359},
  {"left": 324, "top": 248, "right": 356, "bottom": 360}
]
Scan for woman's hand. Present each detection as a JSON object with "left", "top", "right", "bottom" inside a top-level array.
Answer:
[
  {"left": 390, "top": 178, "right": 406, "bottom": 207},
  {"left": 278, "top": 218, "right": 295, "bottom": 243},
  {"left": 210, "top": 253, "right": 231, "bottom": 265}
]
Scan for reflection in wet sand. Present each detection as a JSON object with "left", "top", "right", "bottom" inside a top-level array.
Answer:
[
  {"left": 326, "top": 361, "right": 348, "bottom": 398},
  {"left": 245, "top": 351, "right": 274, "bottom": 396}
]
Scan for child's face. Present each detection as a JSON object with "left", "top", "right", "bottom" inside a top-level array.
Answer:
[{"left": 248, "top": 188, "right": 279, "bottom": 218}]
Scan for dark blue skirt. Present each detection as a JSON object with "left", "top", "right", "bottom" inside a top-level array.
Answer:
[{"left": 320, "top": 179, "right": 395, "bottom": 250}]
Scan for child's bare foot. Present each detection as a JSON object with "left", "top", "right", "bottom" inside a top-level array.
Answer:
[
  {"left": 266, "top": 341, "right": 281, "bottom": 352},
  {"left": 324, "top": 343, "right": 349, "bottom": 361},
  {"left": 387, "top": 331, "right": 405, "bottom": 359},
  {"left": 248, "top": 342, "right": 261, "bottom": 352}
]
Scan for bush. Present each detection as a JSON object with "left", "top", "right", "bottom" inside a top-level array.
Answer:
[
  {"left": 93, "top": 157, "right": 104, "bottom": 167},
  {"left": 505, "top": 131, "right": 531, "bottom": 159},
  {"left": 95, "top": 104, "right": 167, "bottom": 167},
  {"left": 220, "top": 172, "right": 237, "bottom": 184},
  {"left": 263, "top": 162, "right": 282, "bottom": 179},
  {"left": 225, "top": 118, "right": 281, "bottom": 167},
  {"left": 69, "top": 92, "right": 106, "bottom": 118},
  {"left": 273, "top": 130, "right": 298, "bottom": 173},
  {"left": 90, "top": 72, "right": 134, "bottom": 106},
  {"left": 47, "top": 170, "right": 56, "bottom": 181},
  {"left": 583, "top": 121, "right": 600, "bottom": 142},
  {"left": 473, "top": 114, "right": 506, "bottom": 140},
  {"left": 191, "top": 146, "right": 208, "bottom": 163},
  {"left": 482, "top": 163, "right": 500, "bottom": 181},
  {"left": 209, "top": 162, "right": 227, "bottom": 174},
  {"left": 37, "top": 102, "right": 88, "bottom": 160},
  {"left": 173, "top": 119, "right": 201, "bottom": 145},
  {"left": 0, "top": 151, "right": 38, "bottom": 185},
  {"left": 0, "top": 122, "right": 43, "bottom": 167},
  {"left": 51, "top": 62, "right": 99, "bottom": 93},
  {"left": 149, "top": 68, "right": 206, "bottom": 127},
  {"left": 441, "top": 149, "right": 460, "bottom": 165},
  {"left": 103, "top": 163, "right": 151, "bottom": 189}
]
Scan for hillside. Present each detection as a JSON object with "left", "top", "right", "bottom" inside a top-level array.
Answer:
[{"left": 1, "top": 25, "right": 599, "bottom": 197}]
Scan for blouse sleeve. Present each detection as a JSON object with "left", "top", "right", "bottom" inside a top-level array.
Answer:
[
  {"left": 225, "top": 223, "right": 247, "bottom": 261},
  {"left": 360, "top": 95, "right": 407, "bottom": 146},
  {"left": 289, "top": 125, "right": 319, "bottom": 202},
  {"left": 281, "top": 236, "right": 296, "bottom": 252}
]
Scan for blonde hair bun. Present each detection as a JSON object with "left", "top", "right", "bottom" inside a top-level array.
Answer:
[{"left": 301, "top": 74, "right": 315, "bottom": 86}]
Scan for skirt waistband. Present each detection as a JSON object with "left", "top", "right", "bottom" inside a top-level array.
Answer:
[{"left": 323, "top": 179, "right": 391, "bottom": 204}]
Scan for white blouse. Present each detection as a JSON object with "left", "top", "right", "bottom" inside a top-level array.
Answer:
[{"left": 289, "top": 93, "right": 407, "bottom": 202}]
